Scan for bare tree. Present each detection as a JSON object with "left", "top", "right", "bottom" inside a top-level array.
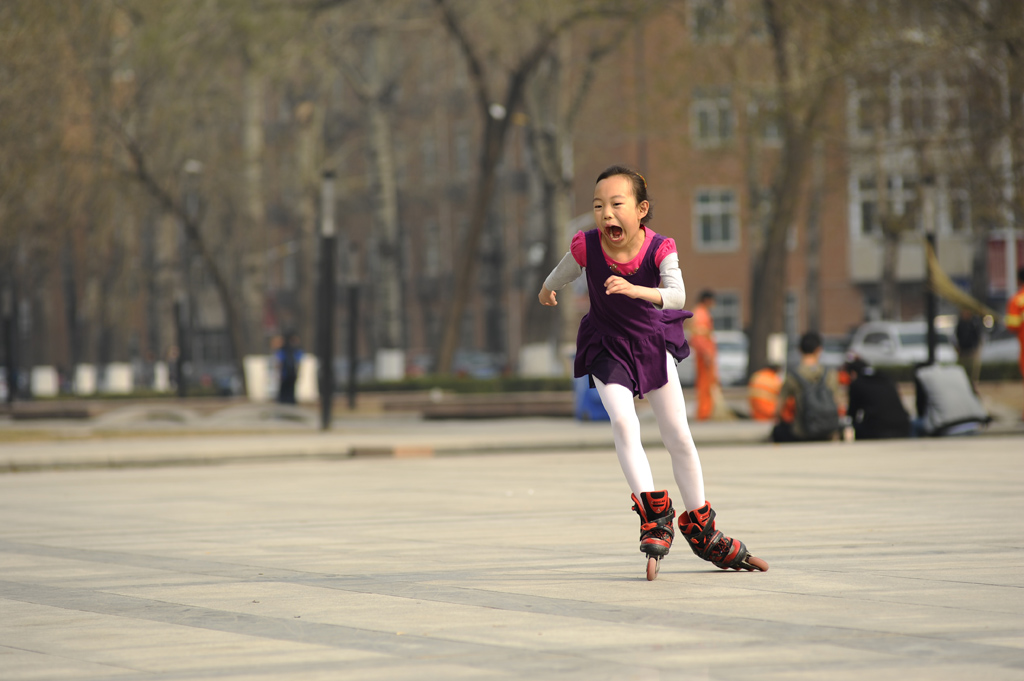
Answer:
[
  {"left": 318, "top": 0, "right": 430, "bottom": 377},
  {"left": 430, "top": 0, "right": 645, "bottom": 374},
  {"left": 100, "top": 0, "right": 308, "bottom": 392},
  {"left": 519, "top": 19, "right": 641, "bottom": 371},
  {"left": 746, "top": 0, "right": 857, "bottom": 375}
]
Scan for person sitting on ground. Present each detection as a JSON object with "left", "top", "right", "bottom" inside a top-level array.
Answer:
[
  {"left": 772, "top": 331, "right": 843, "bottom": 443},
  {"left": 844, "top": 355, "right": 910, "bottom": 440},
  {"left": 912, "top": 362, "right": 989, "bottom": 437},
  {"left": 748, "top": 364, "right": 782, "bottom": 422}
]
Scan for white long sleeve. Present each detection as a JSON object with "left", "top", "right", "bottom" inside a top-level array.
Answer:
[
  {"left": 543, "top": 252, "right": 583, "bottom": 291},
  {"left": 656, "top": 253, "right": 686, "bottom": 310}
]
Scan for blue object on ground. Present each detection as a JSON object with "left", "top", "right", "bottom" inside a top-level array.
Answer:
[{"left": 574, "top": 375, "right": 609, "bottom": 421}]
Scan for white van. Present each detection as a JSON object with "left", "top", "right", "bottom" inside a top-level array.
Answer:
[{"left": 847, "top": 321, "right": 957, "bottom": 366}]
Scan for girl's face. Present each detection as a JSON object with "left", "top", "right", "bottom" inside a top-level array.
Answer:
[{"left": 593, "top": 175, "right": 648, "bottom": 249}]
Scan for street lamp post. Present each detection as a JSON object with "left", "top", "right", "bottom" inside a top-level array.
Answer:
[
  {"left": 178, "top": 160, "right": 203, "bottom": 398},
  {"left": 1, "top": 284, "right": 15, "bottom": 405},
  {"left": 174, "top": 298, "right": 186, "bottom": 399},
  {"left": 347, "top": 276, "right": 358, "bottom": 411},
  {"left": 319, "top": 171, "right": 337, "bottom": 430},
  {"left": 923, "top": 177, "right": 938, "bottom": 366}
]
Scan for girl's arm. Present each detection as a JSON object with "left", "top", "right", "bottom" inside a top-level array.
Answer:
[
  {"left": 604, "top": 253, "right": 686, "bottom": 309},
  {"left": 603, "top": 277, "right": 664, "bottom": 305},
  {"left": 538, "top": 251, "right": 583, "bottom": 306},
  {"left": 655, "top": 253, "right": 685, "bottom": 310}
]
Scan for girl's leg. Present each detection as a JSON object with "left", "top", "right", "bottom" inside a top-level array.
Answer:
[
  {"left": 646, "top": 353, "right": 705, "bottom": 512},
  {"left": 593, "top": 377, "right": 654, "bottom": 495}
]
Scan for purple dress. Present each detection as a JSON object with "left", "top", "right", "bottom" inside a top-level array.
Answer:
[{"left": 574, "top": 228, "right": 692, "bottom": 398}]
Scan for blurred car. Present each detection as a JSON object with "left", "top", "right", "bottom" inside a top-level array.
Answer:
[
  {"left": 847, "top": 321, "right": 956, "bottom": 367},
  {"left": 677, "top": 330, "right": 749, "bottom": 386},
  {"left": 453, "top": 350, "right": 505, "bottom": 379}
]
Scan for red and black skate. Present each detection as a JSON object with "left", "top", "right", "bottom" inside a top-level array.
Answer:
[
  {"left": 631, "top": 490, "right": 676, "bottom": 581},
  {"left": 679, "top": 501, "right": 768, "bottom": 572}
]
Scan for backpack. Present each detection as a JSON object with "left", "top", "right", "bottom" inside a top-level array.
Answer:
[{"left": 792, "top": 370, "right": 840, "bottom": 440}]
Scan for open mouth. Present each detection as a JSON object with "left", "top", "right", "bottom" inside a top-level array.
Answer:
[{"left": 605, "top": 224, "right": 624, "bottom": 241}]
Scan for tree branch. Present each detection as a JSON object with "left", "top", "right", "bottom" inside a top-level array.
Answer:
[{"left": 433, "top": 0, "right": 492, "bottom": 114}]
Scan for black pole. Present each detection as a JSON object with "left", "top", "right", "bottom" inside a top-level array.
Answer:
[
  {"left": 319, "top": 171, "right": 336, "bottom": 431},
  {"left": 319, "top": 237, "right": 336, "bottom": 429},
  {"left": 174, "top": 299, "right": 187, "bottom": 398},
  {"left": 2, "top": 285, "right": 15, "bottom": 404},
  {"left": 926, "top": 232, "right": 938, "bottom": 366},
  {"left": 347, "top": 284, "right": 358, "bottom": 410}
]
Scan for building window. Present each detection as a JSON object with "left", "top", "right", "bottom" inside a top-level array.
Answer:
[
  {"left": 691, "top": 0, "right": 731, "bottom": 42},
  {"left": 945, "top": 71, "right": 970, "bottom": 133},
  {"left": 713, "top": 292, "right": 741, "bottom": 331},
  {"left": 692, "top": 89, "right": 734, "bottom": 147},
  {"left": 900, "top": 72, "right": 942, "bottom": 135},
  {"left": 859, "top": 176, "right": 879, "bottom": 235},
  {"left": 899, "top": 176, "right": 921, "bottom": 231},
  {"left": 857, "top": 174, "right": 920, "bottom": 236},
  {"left": 749, "top": 95, "right": 780, "bottom": 143},
  {"left": 948, "top": 180, "right": 970, "bottom": 233},
  {"left": 855, "top": 82, "right": 889, "bottom": 137},
  {"left": 694, "top": 188, "right": 739, "bottom": 251}
]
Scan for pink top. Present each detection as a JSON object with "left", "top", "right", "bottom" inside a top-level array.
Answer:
[{"left": 570, "top": 228, "right": 676, "bottom": 276}]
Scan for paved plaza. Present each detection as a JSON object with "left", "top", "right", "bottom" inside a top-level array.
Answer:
[{"left": 0, "top": 426, "right": 1023, "bottom": 680}]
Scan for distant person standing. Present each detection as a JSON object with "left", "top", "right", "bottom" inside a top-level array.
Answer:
[
  {"left": 690, "top": 290, "right": 718, "bottom": 421},
  {"left": 1006, "top": 267, "right": 1024, "bottom": 421},
  {"left": 276, "top": 333, "right": 303, "bottom": 404},
  {"left": 954, "top": 309, "right": 983, "bottom": 389},
  {"left": 747, "top": 365, "right": 782, "bottom": 421}
]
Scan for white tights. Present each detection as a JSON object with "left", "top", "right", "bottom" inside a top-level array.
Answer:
[{"left": 593, "top": 353, "right": 705, "bottom": 513}]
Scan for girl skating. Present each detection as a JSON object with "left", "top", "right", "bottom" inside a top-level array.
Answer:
[{"left": 539, "top": 165, "right": 767, "bottom": 579}]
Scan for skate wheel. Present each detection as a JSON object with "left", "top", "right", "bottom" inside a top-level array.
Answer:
[
  {"left": 646, "top": 556, "right": 660, "bottom": 581},
  {"left": 743, "top": 555, "right": 769, "bottom": 572}
]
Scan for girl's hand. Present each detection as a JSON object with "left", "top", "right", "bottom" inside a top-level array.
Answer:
[
  {"left": 538, "top": 287, "right": 558, "bottom": 306},
  {"left": 604, "top": 275, "right": 637, "bottom": 298}
]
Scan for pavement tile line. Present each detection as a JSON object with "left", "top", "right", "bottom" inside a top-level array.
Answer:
[
  {"left": 3, "top": 539, "right": 1023, "bottom": 672},
  {"left": 3, "top": 440, "right": 1024, "bottom": 679},
  {"left": 0, "top": 579, "right": 672, "bottom": 679}
]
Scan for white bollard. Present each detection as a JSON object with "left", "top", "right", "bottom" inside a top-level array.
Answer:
[
  {"left": 243, "top": 355, "right": 271, "bottom": 402},
  {"left": 519, "top": 342, "right": 560, "bottom": 377},
  {"left": 74, "top": 364, "right": 97, "bottom": 395},
  {"left": 31, "top": 366, "right": 59, "bottom": 397},
  {"left": 296, "top": 354, "right": 319, "bottom": 403},
  {"left": 767, "top": 333, "right": 788, "bottom": 367},
  {"left": 153, "top": 361, "right": 170, "bottom": 392},
  {"left": 103, "top": 363, "right": 134, "bottom": 394},
  {"left": 375, "top": 349, "right": 405, "bottom": 381}
]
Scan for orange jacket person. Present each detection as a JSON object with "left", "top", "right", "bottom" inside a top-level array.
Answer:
[
  {"left": 689, "top": 290, "right": 718, "bottom": 420},
  {"left": 1006, "top": 266, "right": 1024, "bottom": 421},
  {"left": 748, "top": 365, "right": 782, "bottom": 421}
]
